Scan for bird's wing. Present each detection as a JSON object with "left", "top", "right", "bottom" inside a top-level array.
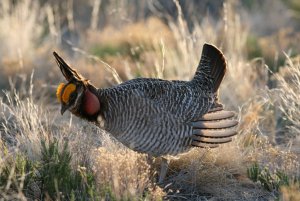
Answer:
[{"left": 104, "top": 79, "right": 238, "bottom": 155}]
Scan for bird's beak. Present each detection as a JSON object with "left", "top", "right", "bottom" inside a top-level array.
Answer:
[{"left": 60, "top": 104, "right": 69, "bottom": 115}]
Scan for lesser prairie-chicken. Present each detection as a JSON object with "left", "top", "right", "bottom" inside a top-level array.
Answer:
[{"left": 55, "top": 44, "right": 238, "bottom": 182}]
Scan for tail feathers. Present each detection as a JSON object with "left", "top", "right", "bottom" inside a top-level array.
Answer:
[
  {"left": 191, "top": 109, "right": 238, "bottom": 148},
  {"left": 194, "top": 43, "right": 227, "bottom": 93}
]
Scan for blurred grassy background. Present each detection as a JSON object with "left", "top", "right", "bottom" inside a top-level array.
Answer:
[
  {"left": 0, "top": 0, "right": 300, "bottom": 89},
  {"left": 0, "top": 0, "right": 299, "bottom": 200}
]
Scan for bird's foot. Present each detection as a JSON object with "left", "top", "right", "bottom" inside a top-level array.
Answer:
[{"left": 158, "top": 157, "right": 170, "bottom": 184}]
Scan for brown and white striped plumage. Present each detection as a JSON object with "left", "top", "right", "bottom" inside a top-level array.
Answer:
[{"left": 54, "top": 43, "right": 238, "bottom": 157}]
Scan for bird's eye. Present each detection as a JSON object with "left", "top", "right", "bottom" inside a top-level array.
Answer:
[{"left": 69, "top": 92, "right": 77, "bottom": 101}]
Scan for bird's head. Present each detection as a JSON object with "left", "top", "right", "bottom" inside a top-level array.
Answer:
[
  {"left": 56, "top": 81, "right": 85, "bottom": 115},
  {"left": 54, "top": 52, "right": 100, "bottom": 119}
]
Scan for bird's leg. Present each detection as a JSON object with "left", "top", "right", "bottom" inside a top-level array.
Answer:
[{"left": 158, "top": 157, "right": 170, "bottom": 183}]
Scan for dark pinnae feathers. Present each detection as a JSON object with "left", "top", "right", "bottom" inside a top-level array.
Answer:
[{"left": 53, "top": 51, "right": 85, "bottom": 82}]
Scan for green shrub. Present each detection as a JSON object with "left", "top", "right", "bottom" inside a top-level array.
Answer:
[
  {"left": 0, "top": 153, "right": 38, "bottom": 197},
  {"left": 0, "top": 139, "right": 99, "bottom": 200},
  {"left": 247, "top": 162, "right": 260, "bottom": 182},
  {"left": 247, "top": 162, "right": 295, "bottom": 193},
  {"left": 39, "top": 139, "right": 98, "bottom": 200}
]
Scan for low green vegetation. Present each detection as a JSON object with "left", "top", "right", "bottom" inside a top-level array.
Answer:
[
  {"left": 247, "top": 162, "right": 299, "bottom": 195},
  {"left": 0, "top": 152, "right": 37, "bottom": 197},
  {"left": 0, "top": 139, "right": 99, "bottom": 200},
  {"left": 90, "top": 42, "right": 145, "bottom": 61}
]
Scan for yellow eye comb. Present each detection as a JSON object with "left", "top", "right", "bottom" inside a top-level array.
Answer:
[
  {"left": 56, "top": 83, "right": 76, "bottom": 103},
  {"left": 56, "top": 83, "right": 65, "bottom": 102}
]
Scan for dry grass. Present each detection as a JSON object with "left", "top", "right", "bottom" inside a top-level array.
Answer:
[
  {"left": 0, "top": 0, "right": 299, "bottom": 200},
  {"left": 92, "top": 147, "right": 165, "bottom": 200},
  {"left": 269, "top": 57, "right": 300, "bottom": 147}
]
